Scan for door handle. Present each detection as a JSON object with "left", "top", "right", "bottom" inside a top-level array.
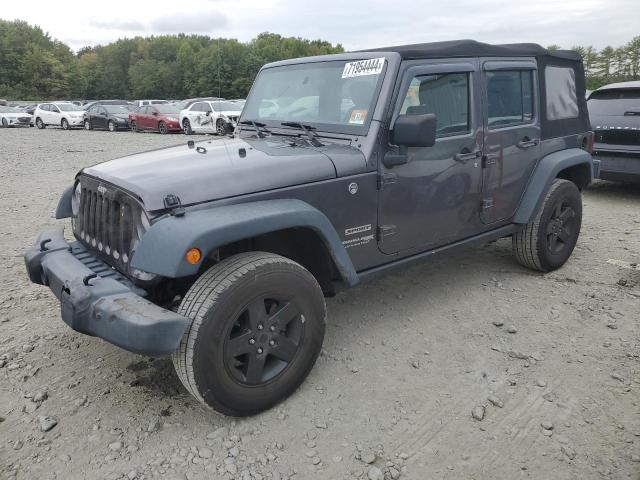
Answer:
[
  {"left": 517, "top": 137, "right": 539, "bottom": 149},
  {"left": 454, "top": 149, "right": 481, "bottom": 163}
]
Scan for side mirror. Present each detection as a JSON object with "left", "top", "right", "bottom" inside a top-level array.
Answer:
[
  {"left": 384, "top": 114, "right": 437, "bottom": 168},
  {"left": 152, "top": 111, "right": 158, "bottom": 116},
  {"left": 205, "top": 111, "right": 211, "bottom": 116}
]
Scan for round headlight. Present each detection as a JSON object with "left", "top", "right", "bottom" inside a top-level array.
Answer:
[{"left": 71, "top": 182, "right": 81, "bottom": 216}]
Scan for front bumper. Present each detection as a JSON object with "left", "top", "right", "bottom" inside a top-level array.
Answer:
[
  {"left": 67, "top": 117, "right": 84, "bottom": 126},
  {"left": 24, "top": 226, "right": 190, "bottom": 357}
]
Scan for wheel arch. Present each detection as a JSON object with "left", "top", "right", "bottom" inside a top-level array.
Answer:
[
  {"left": 513, "top": 148, "right": 593, "bottom": 224},
  {"left": 131, "top": 199, "right": 359, "bottom": 290}
]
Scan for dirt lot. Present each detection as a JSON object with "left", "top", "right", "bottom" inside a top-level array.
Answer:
[{"left": 0, "top": 127, "right": 639, "bottom": 480}]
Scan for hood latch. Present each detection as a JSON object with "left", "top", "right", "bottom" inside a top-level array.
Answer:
[{"left": 164, "top": 194, "right": 185, "bottom": 217}]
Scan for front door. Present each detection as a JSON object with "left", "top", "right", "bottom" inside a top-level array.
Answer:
[
  {"left": 480, "top": 60, "right": 541, "bottom": 224},
  {"left": 379, "top": 62, "right": 484, "bottom": 254}
]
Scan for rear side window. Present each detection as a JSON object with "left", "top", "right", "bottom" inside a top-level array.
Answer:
[
  {"left": 399, "top": 72, "right": 470, "bottom": 138},
  {"left": 487, "top": 70, "right": 534, "bottom": 128},
  {"left": 545, "top": 66, "right": 578, "bottom": 120}
]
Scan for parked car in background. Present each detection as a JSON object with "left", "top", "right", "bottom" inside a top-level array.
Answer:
[
  {"left": 588, "top": 80, "right": 640, "bottom": 182},
  {"left": 133, "top": 99, "right": 169, "bottom": 107},
  {"left": 18, "top": 104, "right": 37, "bottom": 126},
  {"left": 34, "top": 102, "right": 86, "bottom": 129},
  {"left": 82, "top": 100, "right": 132, "bottom": 110},
  {"left": 171, "top": 97, "right": 224, "bottom": 112},
  {"left": 129, "top": 104, "right": 181, "bottom": 134},
  {"left": 83, "top": 104, "right": 130, "bottom": 131},
  {"left": 179, "top": 100, "right": 242, "bottom": 135},
  {"left": 0, "top": 105, "right": 32, "bottom": 127}
]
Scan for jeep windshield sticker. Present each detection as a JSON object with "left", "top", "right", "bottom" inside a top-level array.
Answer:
[
  {"left": 342, "top": 58, "right": 386, "bottom": 79},
  {"left": 349, "top": 109, "right": 368, "bottom": 125}
]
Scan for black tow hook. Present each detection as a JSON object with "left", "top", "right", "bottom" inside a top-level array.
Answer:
[
  {"left": 83, "top": 273, "right": 98, "bottom": 286},
  {"left": 39, "top": 238, "right": 52, "bottom": 252}
]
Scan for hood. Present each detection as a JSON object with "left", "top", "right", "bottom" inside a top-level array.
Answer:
[
  {"left": 81, "top": 136, "right": 365, "bottom": 211},
  {"left": 2, "top": 112, "right": 24, "bottom": 119},
  {"left": 220, "top": 110, "right": 242, "bottom": 117}
]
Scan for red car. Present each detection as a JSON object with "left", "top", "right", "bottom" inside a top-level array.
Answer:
[{"left": 129, "top": 104, "right": 182, "bottom": 134}]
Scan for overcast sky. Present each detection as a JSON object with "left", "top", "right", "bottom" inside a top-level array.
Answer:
[{"left": 2, "top": 0, "right": 638, "bottom": 52}]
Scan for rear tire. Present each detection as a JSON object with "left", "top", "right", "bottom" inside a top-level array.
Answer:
[
  {"left": 36, "top": 117, "right": 45, "bottom": 129},
  {"left": 172, "top": 252, "right": 326, "bottom": 416},
  {"left": 61, "top": 118, "right": 70, "bottom": 130},
  {"left": 130, "top": 121, "right": 138, "bottom": 132},
  {"left": 158, "top": 121, "right": 167, "bottom": 134},
  {"left": 512, "top": 179, "right": 582, "bottom": 272},
  {"left": 1, "top": 117, "right": 7, "bottom": 127},
  {"left": 182, "top": 118, "right": 192, "bottom": 135}
]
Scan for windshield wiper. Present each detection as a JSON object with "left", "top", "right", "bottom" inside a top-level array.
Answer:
[
  {"left": 280, "top": 121, "right": 323, "bottom": 147},
  {"left": 238, "top": 119, "right": 270, "bottom": 138}
]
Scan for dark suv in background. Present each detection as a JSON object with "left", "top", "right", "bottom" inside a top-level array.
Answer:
[{"left": 588, "top": 81, "right": 640, "bottom": 182}]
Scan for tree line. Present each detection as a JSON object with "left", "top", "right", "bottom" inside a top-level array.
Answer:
[
  {"left": 1, "top": 19, "right": 638, "bottom": 100},
  {"left": 0, "top": 20, "right": 344, "bottom": 101}
]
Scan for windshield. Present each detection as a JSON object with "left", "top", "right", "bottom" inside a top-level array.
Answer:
[
  {"left": 0, "top": 106, "right": 20, "bottom": 113},
  {"left": 588, "top": 88, "right": 640, "bottom": 116},
  {"left": 104, "top": 105, "right": 131, "bottom": 114},
  {"left": 155, "top": 105, "right": 179, "bottom": 114},
  {"left": 56, "top": 103, "right": 83, "bottom": 111},
  {"left": 213, "top": 101, "right": 242, "bottom": 111},
  {"left": 242, "top": 58, "right": 386, "bottom": 134}
]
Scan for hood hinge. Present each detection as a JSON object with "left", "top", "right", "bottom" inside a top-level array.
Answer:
[{"left": 163, "top": 194, "right": 185, "bottom": 217}]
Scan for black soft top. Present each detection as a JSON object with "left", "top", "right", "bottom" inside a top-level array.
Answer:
[
  {"left": 362, "top": 39, "right": 581, "bottom": 62},
  {"left": 361, "top": 39, "right": 589, "bottom": 140}
]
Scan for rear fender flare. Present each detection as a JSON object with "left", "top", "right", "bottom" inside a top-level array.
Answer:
[
  {"left": 513, "top": 148, "right": 593, "bottom": 224},
  {"left": 131, "top": 199, "right": 359, "bottom": 286}
]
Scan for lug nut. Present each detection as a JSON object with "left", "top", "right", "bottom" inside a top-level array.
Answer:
[
  {"left": 269, "top": 339, "right": 276, "bottom": 346},
  {"left": 249, "top": 338, "right": 256, "bottom": 345},
  {"left": 257, "top": 347, "right": 263, "bottom": 354},
  {"left": 257, "top": 323, "right": 264, "bottom": 330},
  {"left": 269, "top": 325, "right": 276, "bottom": 332}
]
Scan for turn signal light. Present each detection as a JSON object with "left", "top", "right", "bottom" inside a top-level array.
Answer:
[{"left": 185, "top": 248, "right": 202, "bottom": 265}]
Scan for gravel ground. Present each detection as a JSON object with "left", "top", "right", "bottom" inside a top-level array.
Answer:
[{"left": 1, "top": 127, "right": 639, "bottom": 480}]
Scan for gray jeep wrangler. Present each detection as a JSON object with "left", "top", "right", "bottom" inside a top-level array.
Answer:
[{"left": 25, "top": 40, "right": 595, "bottom": 416}]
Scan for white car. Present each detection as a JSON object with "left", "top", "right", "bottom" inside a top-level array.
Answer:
[
  {"left": 34, "top": 102, "right": 86, "bottom": 130},
  {"left": 0, "top": 106, "right": 32, "bottom": 127},
  {"left": 179, "top": 100, "right": 242, "bottom": 135}
]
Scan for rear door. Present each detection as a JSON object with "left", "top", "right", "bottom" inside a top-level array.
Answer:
[
  {"left": 480, "top": 60, "right": 541, "bottom": 224},
  {"left": 139, "top": 106, "right": 151, "bottom": 129}
]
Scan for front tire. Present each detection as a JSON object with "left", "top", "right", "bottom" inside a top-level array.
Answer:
[
  {"left": 108, "top": 120, "right": 116, "bottom": 132},
  {"left": 172, "top": 252, "right": 326, "bottom": 416},
  {"left": 130, "top": 121, "right": 138, "bottom": 132},
  {"left": 216, "top": 118, "right": 227, "bottom": 135},
  {"left": 36, "top": 117, "right": 45, "bottom": 129},
  {"left": 84, "top": 119, "right": 92, "bottom": 130},
  {"left": 61, "top": 118, "right": 70, "bottom": 130},
  {"left": 158, "top": 121, "right": 167, "bottom": 134},
  {"left": 512, "top": 179, "right": 582, "bottom": 272},
  {"left": 182, "top": 118, "right": 193, "bottom": 135}
]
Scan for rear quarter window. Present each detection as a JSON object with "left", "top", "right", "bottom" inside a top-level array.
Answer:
[{"left": 545, "top": 66, "right": 579, "bottom": 120}]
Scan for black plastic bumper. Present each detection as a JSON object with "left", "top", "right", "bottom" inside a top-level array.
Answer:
[{"left": 24, "top": 226, "right": 190, "bottom": 357}]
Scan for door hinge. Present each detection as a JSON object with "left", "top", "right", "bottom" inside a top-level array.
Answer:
[
  {"left": 482, "top": 153, "right": 498, "bottom": 168},
  {"left": 377, "top": 172, "right": 397, "bottom": 190},
  {"left": 481, "top": 198, "right": 494, "bottom": 210},
  {"left": 377, "top": 225, "right": 397, "bottom": 241}
]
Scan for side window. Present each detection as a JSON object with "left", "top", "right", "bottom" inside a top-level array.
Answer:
[
  {"left": 399, "top": 72, "right": 470, "bottom": 138},
  {"left": 51, "top": 105, "right": 60, "bottom": 113},
  {"left": 202, "top": 103, "right": 213, "bottom": 112},
  {"left": 545, "top": 66, "right": 578, "bottom": 120},
  {"left": 42, "top": 104, "right": 50, "bottom": 111},
  {"left": 487, "top": 70, "right": 534, "bottom": 128},
  {"left": 191, "top": 102, "right": 204, "bottom": 112}
]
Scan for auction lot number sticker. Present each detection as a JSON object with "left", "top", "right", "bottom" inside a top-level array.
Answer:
[{"left": 342, "top": 58, "right": 386, "bottom": 78}]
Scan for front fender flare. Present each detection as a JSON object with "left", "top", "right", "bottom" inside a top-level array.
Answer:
[
  {"left": 131, "top": 199, "right": 359, "bottom": 286},
  {"left": 513, "top": 148, "right": 593, "bottom": 224}
]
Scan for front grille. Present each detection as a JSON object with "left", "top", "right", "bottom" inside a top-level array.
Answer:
[
  {"left": 596, "top": 129, "right": 640, "bottom": 146},
  {"left": 18, "top": 117, "right": 30, "bottom": 123},
  {"left": 73, "top": 176, "right": 145, "bottom": 275}
]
